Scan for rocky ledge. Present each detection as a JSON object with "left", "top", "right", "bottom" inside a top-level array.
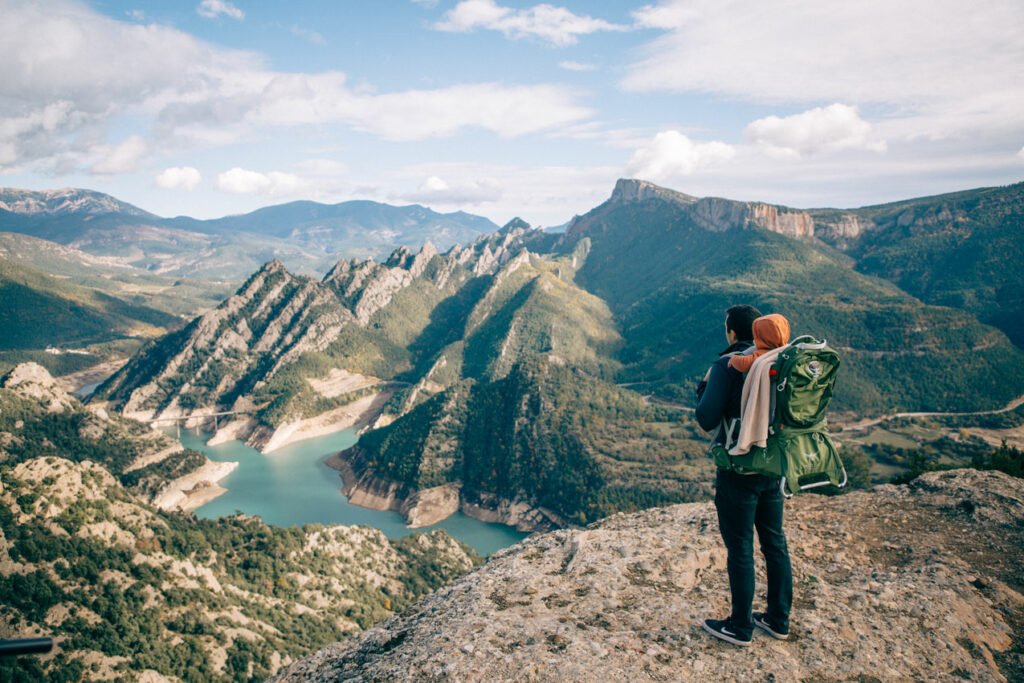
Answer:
[{"left": 271, "top": 469, "right": 1024, "bottom": 682}]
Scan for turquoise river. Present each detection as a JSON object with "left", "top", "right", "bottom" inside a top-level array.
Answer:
[{"left": 180, "top": 427, "right": 529, "bottom": 556}]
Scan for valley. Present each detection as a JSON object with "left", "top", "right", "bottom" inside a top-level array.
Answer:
[{"left": 2, "top": 178, "right": 1023, "bottom": 680}]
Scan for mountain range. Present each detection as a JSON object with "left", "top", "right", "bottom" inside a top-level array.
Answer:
[
  {"left": 88, "top": 178, "right": 1024, "bottom": 528},
  {"left": 0, "top": 188, "right": 498, "bottom": 280}
]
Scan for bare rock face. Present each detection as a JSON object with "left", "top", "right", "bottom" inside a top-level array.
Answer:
[
  {"left": 686, "top": 197, "right": 815, "bottom": 238},
  {"left": 460, "top": 493, "right": 566, "bottom": 533},
  {"left": 2, "top": 362, "right": 57, "bottom": 390},
  {"left": 400, "top": 483, "right": 462, "bottom": 528},
  {"left": 271, "top": 469, "right": 1024, "bottom": 683},
  {"left": 3, "top": 363, "right": 75, "bottom": 413},
  {"left": 815, "top": 213, "right": 872, "bottom": 241},
  {"left": 610, "top": 178, "right": 698, "bottom": 206}
]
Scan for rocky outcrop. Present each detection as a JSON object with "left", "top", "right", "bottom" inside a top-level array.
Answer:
[
  {"left": 100, "top": 227, "right": 551, "bottom": 441},
  {"left": 576, "top": 179, "right": 820, "bottom": 241},
  {"left": 2, "top": 362, "right": 236, "bottom": 513},
  {"left": 254, "top": 390, "right": 393, "bottom": 454},
  {"left": 813, "top": 213, "right": 872, "bottom": 241},
  {"left": 400, "top": 483, "right": 462, "bottom": 528},
  {"left": 459, "top": 492, "right": 566, "bottom": 533},
  {"left": 687, "top": 197, "right": 815, "bottom": 238},
  {"left": 329, "top": 451, "right": 566, "bottom": 533},
  {"left": 151, "top": 459, "right": 238, "bottom": 511},
  {"left": 2, "top": 362, "right": 76, "bottom": 413},
  {"left": 272, "top": 469, "right": 1024, "bottom": 682},
  {"left": 609, "top": 178, "right": 698, "bottom": 206},
  {"left": 330, "top": 452, "right": 407, "bottom": 513}
]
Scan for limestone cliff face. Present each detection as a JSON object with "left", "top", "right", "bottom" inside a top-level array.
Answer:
[
  {"left": 271, "top": 469, "right": 1024, "bottom": 683},
  {"left": 99, "top": 257, "right": 347, "bottom": 422},
  {"left": 571, "top": 179, "right": 819, "bottom": 242},
  {"left": 686, "top": 197, "right": 815, "bottom": 237}
]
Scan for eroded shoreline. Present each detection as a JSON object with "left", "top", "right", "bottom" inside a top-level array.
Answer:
[{"left": 325, "top": 450, "right": 566, "bottom": 533}]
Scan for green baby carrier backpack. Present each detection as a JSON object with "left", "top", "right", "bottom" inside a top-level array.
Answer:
[{"left": 711, "top": 335, "right": 847, "bottom": 497}]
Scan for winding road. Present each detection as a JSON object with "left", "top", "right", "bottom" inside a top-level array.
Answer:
[{"left": 835, "top": 392, "right": 1024, "bottom": 432}]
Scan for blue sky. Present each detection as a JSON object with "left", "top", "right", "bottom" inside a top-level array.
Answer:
[{"left": 2, "top": 0, "right": 1023, "bottom": 225}]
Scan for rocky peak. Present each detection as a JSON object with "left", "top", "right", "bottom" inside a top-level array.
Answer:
[
  {"left": 2, "top": 362, "right": 57, "bottom": 390},
  {"left": 499, "top": 217, "right": 531, "bottom": 233},
  {"left": 385, "top": 245, "right": 414, "bottom": 269},
  {"left": 259, "top": 258, "right": 288, "bottom": 274},
  {"left": 272, "top": 469, "right": 1024, "bottom": 682},
  {"left": 609, "top": 178, "right": 698, "bottom": 206},
  {"left": 1, "top": 363, "right": 75, "bottom": 413}
]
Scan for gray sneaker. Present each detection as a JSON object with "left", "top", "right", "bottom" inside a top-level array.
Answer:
[{"left": 753, "top": 612, "right": 789, "bottom": 640}]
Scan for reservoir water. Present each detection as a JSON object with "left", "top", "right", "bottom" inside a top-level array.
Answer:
[{"left": 182, "top": 428, "right": 529, "bottom": 556}]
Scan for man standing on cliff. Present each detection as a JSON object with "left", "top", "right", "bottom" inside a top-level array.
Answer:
[{"left": 695, "top": 304, "right": 793, "bottom": 646}]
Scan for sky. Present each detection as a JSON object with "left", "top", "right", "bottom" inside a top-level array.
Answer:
[{"left": 2, "top": 0, "right": 1023, "bottom": 227}]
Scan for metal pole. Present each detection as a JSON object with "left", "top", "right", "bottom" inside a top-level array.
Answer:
[{"left": 0, "top": 638, "right": 53, "bottom": 656}]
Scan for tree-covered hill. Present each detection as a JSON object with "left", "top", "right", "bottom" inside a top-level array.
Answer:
[
  {"left": 0, "top": 257, "right": 179, "bottom": 351},
  {"left": 0, "top": 364, "right": 479, "bottom": 682},
  {"left": 813, "top": 181, "right": 1024, "bottom": 347},
  {"left": 563, "top": 183, "right": 1024, "bottom": 414}
]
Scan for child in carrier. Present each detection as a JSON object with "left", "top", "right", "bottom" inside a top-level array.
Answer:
[{"left": 728, "top": 314, "right": 790, "bottom": 374}]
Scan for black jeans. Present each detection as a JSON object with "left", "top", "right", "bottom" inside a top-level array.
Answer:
[{"left": 714, "top": 468, "right": 793, "bottom": 638}]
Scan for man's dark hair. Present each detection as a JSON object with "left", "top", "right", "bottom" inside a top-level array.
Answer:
[{"left": 726, "top": 304, "right": 762, "bottom": 342}]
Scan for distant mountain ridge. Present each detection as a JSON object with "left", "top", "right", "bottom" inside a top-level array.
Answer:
[
  {"left": 0, "top": 187, "right": 499, "bottom": 279},
  {"left": 0, "top": 187, "right": 153, "bottom": 218}
]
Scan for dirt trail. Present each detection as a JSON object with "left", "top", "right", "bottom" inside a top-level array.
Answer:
[{"left": 837, "top": 391, "right": 1024, "bottom": 432}]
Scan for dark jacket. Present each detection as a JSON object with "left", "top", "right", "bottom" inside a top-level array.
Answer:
[{"left": 695, "top": 340, "right": 754, "bottom": 443}]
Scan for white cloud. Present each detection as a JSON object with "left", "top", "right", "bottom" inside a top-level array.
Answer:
[
  {"left": 745, "top": 104, "right": 886, "bottom": 159},
  {"left": 623, "top": 0, "right": 1023, "bottom": 103},
  {"left": 434, "top": 0, "right": 627, "bottom": 46},
  {"left": 92, "top": 135, "right": 149, "bottom": 174},
  {"left": 625, "top": 130, "right": 735, "bottom": 180},
  {"left": 631, "top": 3, "right": 695, "bottom": 30},
  {"left": 126, "top": 9, "right": 145, "bottom": 20},
  {"left": 1018, "top": 146, "right": 1024, "bottom": 161},
  {"left": 0, "top": 0, "right": 593, "bottom": 172},
  {"left": 403, "top": 175, "right": 503, "bottom": 205},
  {"left": 0, "top": 0, "right": 258, "bottom": 170},
  {"left": 154, "top": 166, "right": 201, "bottom": 190},
  {"left": 216, "top": 168, "right": 304, "bottom": 197},
  {"left": 197, "top": 0, "right": 244, "bottom": 20},
  {"left": 622, "top": 0, "right": 1024, "bottom": 146},
  {"left": 558, "top": 61, "right": 596, "bottom": 72},
  {"left": 206, "top": 75, "right": 591, "bottom": 141}
]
